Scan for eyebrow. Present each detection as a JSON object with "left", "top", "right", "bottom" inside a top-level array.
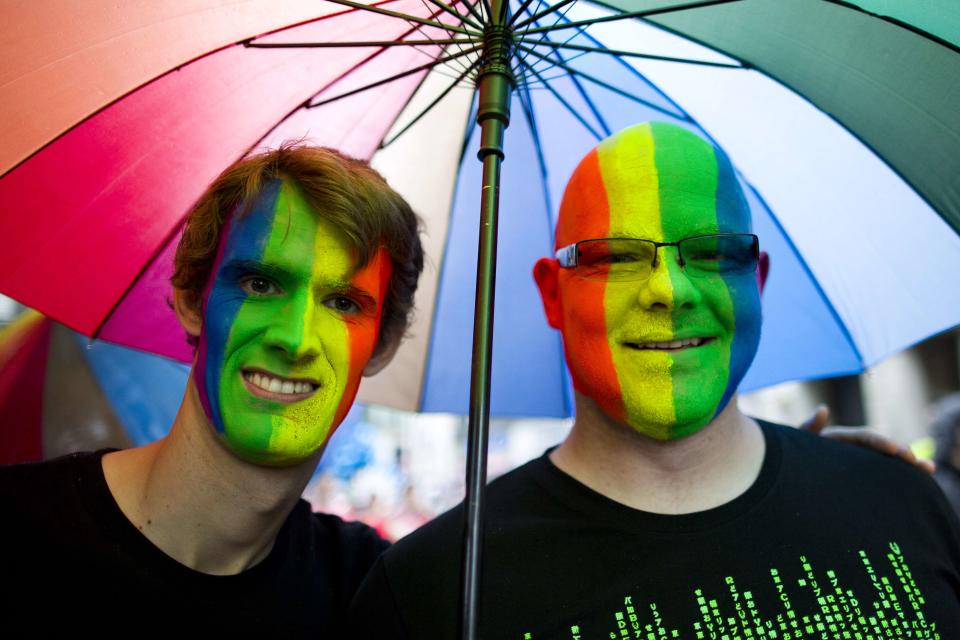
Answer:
[
  {"left": 223, "top": 259, "right": 297, "bottom": 281},
  {"left": 226, "top": 259, "right": 379, "bottom": 304}
]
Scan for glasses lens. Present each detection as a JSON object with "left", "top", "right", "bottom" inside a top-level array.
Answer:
[
  {"left": 680, "top": 234, "right": 758, "bottom": 276},
  {"left": 575, "top": 239, "right": 655, "bottom": 281}
]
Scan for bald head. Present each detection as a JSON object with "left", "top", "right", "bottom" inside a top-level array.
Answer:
[{"left": 556, "top": 122, "right": 751, "bottom": 250}]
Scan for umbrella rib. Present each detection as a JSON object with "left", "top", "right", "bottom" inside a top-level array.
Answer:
[
  {"left": 480, "top": 0, "right": 493, "bottom": 21},
  {"left": 514, "top": 86, "right": 573, "bottom": 412},
  {"left": 520, "top": 1, "right": 584, "bottom": 74},
  {"left": 512, "top": 0, "right": 578, "bottom": 30},
  {"left": 514, "top": 38, "right": 746, "bottom": 68},
  {"left": 91, "top": 220, "right": 189, "bottom": 343},
  {"left": 413, "top": 0, "right": 479, "bottom": 77},
  {"left": 301, "top": 3, "right": 455, "bottom": 102},
  {"left": 520, "top": 0, "right": 744, "bottom": 35},
  {"left": 823, "top": 0, "right": 960, "bottom": 54},
  {"left": 307, "top": 45, "right": 481, "bottom": 108},
  {"left": 530, "top": 39, "right": 612, "bottom": 136},
  {"left": 240, "top": 6, "right": 451, "bottom": 155},
  {"left": 510, "top": 0, "right": 541, "bottom": 26},
  {"left": 516, "top": 58, "right": 603, "bottom": 141},
  {"left": 455, "top": 0, "right": 486, "bottom": 25},
  {"left": 379, "top": 58, "right": 481, "bottom": 148},
  {"left": 511, "top": 1, "right": 581, "bottom": 81},
  {"left": 425, "top": 0, "right": 483, "bottom": 30},
  {"left": 244, "top": 37, "right": 477, "bottom": 48},
  {"left": 515, "top": 81, "right": 554, "bottom": 216},
  {"left": 320, "top": 0, "right": 477, "bottom": 35},
  {"left": 516, "top": 44, "right": 686, "bottom": 119},
  {"left": 410, "top": 0, "right": 476, "bottom": 45},
  {"left": 540, "top": 4, "right": 708, "bottom": 123}
]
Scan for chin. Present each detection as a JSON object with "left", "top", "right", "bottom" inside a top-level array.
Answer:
[
  {"left": 220, "top": 433, "right": 322, "bottom": 468},
  {"left": 625, "top": 408, "right": 715, "bottom": 442}
]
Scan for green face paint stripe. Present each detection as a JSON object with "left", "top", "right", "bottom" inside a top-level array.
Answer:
[
  {"left": 262, "top": 184, "right": 353, "bottom": 458},
  {"left": 218, "top": 184, "right": 314, "bottom": 453},
  {"left": 649, "top": 122, "right": 735, "bottom": 435},
  {"left": 260, "top": 184, "right": 314, "bottom": 451}
]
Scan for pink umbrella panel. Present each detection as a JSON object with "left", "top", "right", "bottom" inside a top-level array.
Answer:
[{"left": 0, "top": 0, "right": 467, "bottom": 362}]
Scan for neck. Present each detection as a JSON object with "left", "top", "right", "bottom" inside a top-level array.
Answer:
[
  {"left": 102, "top": 375, "right": 320, "bottom": 575},
  {"left": 550, "top": 392, "right": 764, "bottom": 514}
]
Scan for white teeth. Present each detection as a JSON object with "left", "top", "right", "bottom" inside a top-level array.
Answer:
[
  {"left": 632, "top": 338, "right": 705, "bottom": 350},
  {"left": 244, "top": 372, "right": 316, "bottom": 396}
]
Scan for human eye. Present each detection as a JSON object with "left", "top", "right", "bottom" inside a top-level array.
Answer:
[
  {"left": 689, "top": 249, "right": 722, "bottom": 262},
  {"left": 581, "top": 241, "right": 645, "bottom": 267},
  {"left": 239, "top": 275, "right": 281, "bottom": 297},
  {"left": 684, "top": 235, "right": 757, "bottom": 275},
  {"left": 605, "top": 251, "right": 644, "bottom": 264},
  {"left": 324, "top": 295, "right": 362, "bottom": 315}
]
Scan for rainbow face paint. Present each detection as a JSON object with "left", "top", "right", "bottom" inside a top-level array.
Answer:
[
  {"left": 555, "top": 122, "right": 761, "bottom": 440},
  {"left": 194, "top": 180, "right": 391, "bottom": 465}
]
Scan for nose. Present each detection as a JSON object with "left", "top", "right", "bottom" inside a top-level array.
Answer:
[
  {"left": 262, "top": 292, "right": 322, "bottom": 361},
  {"left": 636, "top": 245, "right": 701, "bottom": 311}
]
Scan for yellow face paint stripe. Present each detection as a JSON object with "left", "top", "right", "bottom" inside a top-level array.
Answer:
[
  {"left": 596, "top": 123, "right": 677, "bottom": 436},
  {"left": 265, "top": 189, "right": 352, "bottom": 457}
]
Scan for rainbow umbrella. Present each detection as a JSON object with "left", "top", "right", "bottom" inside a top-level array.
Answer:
[
  {"left": 0, "top": 312, "right": 50, "bottom": 463},
  {"left": 2, "top": 2, "right": 959, "bottom": 635},
  {"left": 0, "top": 312, "right": 189, "bottom": 464}
]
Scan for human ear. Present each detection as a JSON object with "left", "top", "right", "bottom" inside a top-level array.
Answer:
[
  {"left": 363, "top": 329, "right": 402, "bottom": 376},
  {"left": 757, "top": 251, "right": 770, "bottom": 297},
  {"left": 172, "top": 288, "right": 203, "bottom": 338},
  {"left": 533, "top": 257, "right": 563, "bottom": 330}
]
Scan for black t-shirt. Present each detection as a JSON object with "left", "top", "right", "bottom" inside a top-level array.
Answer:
[
  {"left": 349, "top": 422, "right": 960, "bottom": 639},
  {"left": 0, "top": 450, "right": 388, "bottom": 634}
]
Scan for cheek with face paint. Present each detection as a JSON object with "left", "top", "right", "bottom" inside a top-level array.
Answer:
[
  {"left": 193, "top": 181, "right": 390, "bottom": 466},
  {"left": 559, "top": 271, "right": 628, "bottom": 425}
]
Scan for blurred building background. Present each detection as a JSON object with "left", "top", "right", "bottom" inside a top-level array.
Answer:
[{"left": 2, "top": 294, "right": 958, "bottom": 540}]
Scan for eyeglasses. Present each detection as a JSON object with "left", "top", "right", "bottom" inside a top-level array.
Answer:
[{"left": 555, "top": 233, "right": 759, "bottom": 282}]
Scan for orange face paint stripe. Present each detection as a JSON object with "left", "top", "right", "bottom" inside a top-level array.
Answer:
[
  {"left": 557, "top": 149, "right": 626, "bottom": 423},
  {"left": 331, "top": 246, "right": 392, "bottom": 431}
]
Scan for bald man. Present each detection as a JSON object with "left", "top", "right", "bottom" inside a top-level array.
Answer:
[{"left": 348, "top": 123, "right": 960, "bottom": 638}]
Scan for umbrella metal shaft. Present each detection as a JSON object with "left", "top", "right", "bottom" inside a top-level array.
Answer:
[
  {"left": 461, "top": 2, "right": 512, "bottom": 637},
  {"left": 461, "top": 145, "right": 501, "bottom": 640}
]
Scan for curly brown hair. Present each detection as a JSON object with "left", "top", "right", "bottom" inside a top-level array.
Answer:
[{"left": 172, "top": 144, "right": 423, "bottom": 355}]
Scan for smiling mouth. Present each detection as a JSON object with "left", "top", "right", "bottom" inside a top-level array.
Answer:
[
  {"left": 624, "top": 337, "right": 715, "bottom": 351},
  {"left": 242, "top": 369, "right": 319, "bottom": 402}
]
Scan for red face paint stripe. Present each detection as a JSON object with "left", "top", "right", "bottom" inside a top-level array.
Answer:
[{"left": 557, "top": 150, "right": 614, "bottom": 249}]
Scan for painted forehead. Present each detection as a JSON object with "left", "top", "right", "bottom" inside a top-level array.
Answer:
[
  {"left": 217, "top": 179, "right": 362, "bottom": 284},
  {"left": 556, "top": 122, "right": 750, "bottom": 246}
]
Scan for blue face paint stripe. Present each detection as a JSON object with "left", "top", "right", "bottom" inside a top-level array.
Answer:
[
  {"left": 201, "top": 179, "right": 282, "bottom": 433},
  {"left": 713, "top": 148, "right": 761, "bottom": 417}
]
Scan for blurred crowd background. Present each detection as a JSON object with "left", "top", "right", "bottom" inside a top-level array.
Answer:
[{"left": 3, "top": 294, "right": 959, "bottom": 541}]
